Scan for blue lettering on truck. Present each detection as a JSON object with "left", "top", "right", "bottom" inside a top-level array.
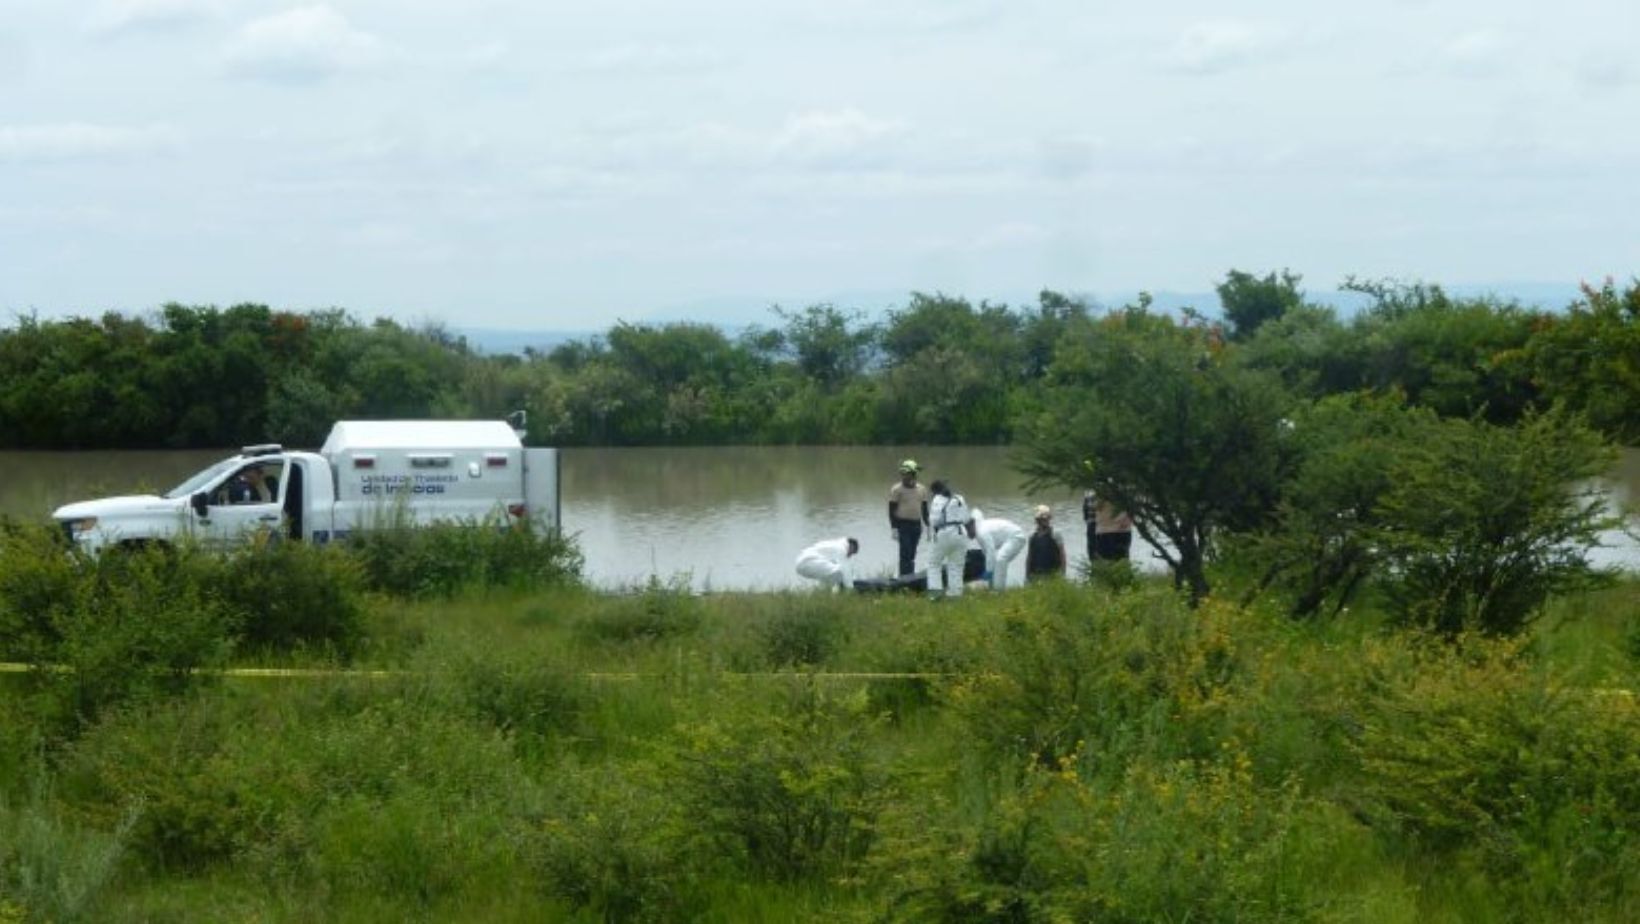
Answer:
[{"left": 358, "top": 474, "right": 459, "bottom": 496}]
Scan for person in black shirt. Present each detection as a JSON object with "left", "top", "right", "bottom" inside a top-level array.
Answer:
[{"left": 1025, "top": 505, "right": 1067, "bottom": 582}]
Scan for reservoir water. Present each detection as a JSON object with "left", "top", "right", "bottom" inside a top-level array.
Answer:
[{"left": 2, "top": 446, "right": 1636, "bottom": 590}]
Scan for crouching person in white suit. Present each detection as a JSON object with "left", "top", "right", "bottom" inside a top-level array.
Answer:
[
  {"left": 972, "top": 509, "right": 1027, "bottom": 590},
  {"left": 795, "top": 537, "right": 859, "bottom": 591}
]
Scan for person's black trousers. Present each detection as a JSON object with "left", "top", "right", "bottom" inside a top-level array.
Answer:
[
  {"left": 1093, "top": 530, "right": 1133, "bottom": 561},
  {"left": 894, "top": 520, "right": 922, "bottom": 576}
]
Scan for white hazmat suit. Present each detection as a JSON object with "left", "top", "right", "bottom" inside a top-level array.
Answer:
[
  {"left": 795, "top": 537, "right": 855, "bottom": 591},
  {"left": 927, "top": 492, "right": 974, "bottom": 598},
  {"left": 973, "top": 510, "right": 1027, "bottom": 590}
]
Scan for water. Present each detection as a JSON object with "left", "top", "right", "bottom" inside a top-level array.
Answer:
[{"left": 2, "top": 446, "right": 1636, "bottom": 590}]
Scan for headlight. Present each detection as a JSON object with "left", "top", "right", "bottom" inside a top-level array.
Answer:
[{"left": 68, "top": 517, "right": 99, "bottom": 534}]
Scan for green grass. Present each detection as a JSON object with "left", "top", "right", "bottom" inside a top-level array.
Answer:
[{"left": 3, "top": 567, "right": 1639, "bottom": 922}]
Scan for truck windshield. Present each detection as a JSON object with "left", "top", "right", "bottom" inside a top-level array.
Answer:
[{"left": 164, "top": 459, "right": 240, "bottom": 499}]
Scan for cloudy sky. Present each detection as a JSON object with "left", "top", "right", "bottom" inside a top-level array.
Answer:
[{"left": 1, "top": 0, "right": 1636, "bottom": 328}]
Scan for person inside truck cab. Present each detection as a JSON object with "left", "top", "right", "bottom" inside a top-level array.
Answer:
[{"left": 224, "top": 464, "right": 280, "bottom": 505}]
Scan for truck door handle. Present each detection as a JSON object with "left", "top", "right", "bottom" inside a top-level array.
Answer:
[{"left": 257, "top": 515, "right": 280, "bottom": 522}]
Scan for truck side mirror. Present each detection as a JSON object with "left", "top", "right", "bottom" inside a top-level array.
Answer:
[{"left": 191, "top": 492, "right": 209, "bottom": 517}]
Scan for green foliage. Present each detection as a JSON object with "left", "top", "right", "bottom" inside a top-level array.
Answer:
[
  {"left": 574, "top": 576, "right": 702, "bottom": 644},
  {"left": 878, "top": 753, "right": 1330, "bottom": 924},
  {"left": 1237, "top": 393, "right": 1434, "bottom": 619},
  {"left": 16, "top": 546, "right": 238, "bottom": 736},
  {"left": 346, "top": 519, "right": 582, "bottom": 599},
  {"left": 947, "top": 585, "right": 1246, "bottom": 774},
  {"left": 1019, "top": 306, "right": 1295, "bottom": 602},
  {"left": 1523, "top": 278, "right": 1640, "bottom": 444},
  {"left": 1, "top": 577, "right": 1638, "bottom": 919},
  {"left": 0, "top": 791, "right": 133, "bottom": 924},
  {"left": 4, "top": 275, "right": 1633, "bottom": 450},
  {"left": 663, "top": 680, "right": 890, "bottom": 882},
  {"left": 1373, "top": 410, "right": 1617, "bottom": 635},
  {"left": 534, "top": 760, "right": 699, "bottom": 922},
  {"left": 753, "top": 596, "right": 847, "bottom": 668},
  {"left": 57, "top": 690, "right": 535, "bottom": 895},
  {"left": 1344, "top": 278, "right": 1541, "bottom": 423},
  {"left": 215, "top": 541, "right": 367, "bottom": 656},
  {"left": 1218, "top": 268, "right": 1303, "bottom": 341},
  {"left": 1352, "top": 634, "right": 1640, "bottom": 910}
]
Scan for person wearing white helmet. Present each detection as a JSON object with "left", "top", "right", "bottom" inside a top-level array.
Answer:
[
  {"left": 887, "top": 459, "right": 929, "bottom": 577},
  {"left": 971, "top": 508, "right": 1028, "bottom": 590},
  {"left": 794, "top": 537, "right": 860, "bottom": 591},
  {"left": 925, "top": 479, "right": 976, "bottom": 599}
]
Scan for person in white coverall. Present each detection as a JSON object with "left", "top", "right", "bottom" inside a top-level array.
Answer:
[
  {"left": 971, "top": 509, "right": 1027, "bottom": 590},
  {"left": 794, "top": 537, "right": 859, "bottom": 591},
  {"left": 926, "top": 480, "right": 977, "bottom": 599}
]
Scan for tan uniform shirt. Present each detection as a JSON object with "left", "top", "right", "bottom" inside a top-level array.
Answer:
[
  {"left": 1094, "top": 502, "right": 1133, "bottom": 534},
  {"left": 888, "top": 482, "right": 928, "bottom": 523}
]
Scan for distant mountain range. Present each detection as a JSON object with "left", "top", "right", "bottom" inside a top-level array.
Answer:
[{"left": 456, "top": 282, "right": 1587, "bottom": 356}]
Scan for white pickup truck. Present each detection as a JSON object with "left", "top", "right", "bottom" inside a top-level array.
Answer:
[{"left": 52, "top": 420, "right": 560, "bottom": 553}]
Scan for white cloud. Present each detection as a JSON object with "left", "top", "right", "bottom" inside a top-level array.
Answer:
[
  {"left": 0, "top": 33, "right": 25, "bottom": 84},
  {"left": 556, "top": 43, "right": 727, "bottom": 75},
  {"left": 1440, "top": 30, "right": 1514, "bottom": 77},
  {"left": 0, "top": 122, "right": 179, "bottom": 162},
  {"left": 770, "top": 109, "right": 906, "bottom": 168},
  {"left": 791, "top": 0, "right": 1008, "bottom": 35},
  {"left": 1163, "top": 20, "right": 1276, "bottom": 75},
  {"left": 87, "top": 0, "right": 222, "bottom": 35},
  {"left": 1576, "top": 50, "right": 1636, "bottom": 90},
  {"left": 222, "top": 5, "right": 390, "bottom": 82}
]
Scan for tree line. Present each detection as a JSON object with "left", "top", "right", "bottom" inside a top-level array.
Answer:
[{"left": 0, "top": 272, "right": 1636, "bottom": 452}]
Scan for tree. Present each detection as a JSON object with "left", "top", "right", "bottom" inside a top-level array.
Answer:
[
  {"left": 1018, "top": 307, "right": 1294, "bottom": 603},
  {"left": 1217, "top": 269, "right": 1302, "bottom": 341},
  {"left": 1372, "top": 409, "right": 1617, "bottom": 636},
  {"left": 772, "top": 304, "right": 876, "bottom": 391},
  {"left": 1523, "top": 278, "right": 1640, "bottom": 444},
  {"left": 1235, "top": 393, "right": 1435, "bottom": 618}
]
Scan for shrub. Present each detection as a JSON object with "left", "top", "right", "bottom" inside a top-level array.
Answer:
[
  {"left": 755, "top": 596, "right": 847, "bottom": 668},
  {"left": 214, "top": 541, "right": 367, "bottom": 656},
  {"left": 0, "top": 791, "right": 134, "bottom": 924},
  {"left": 31, "top": 547, "right": 238, "bottom": 736},
  {"left": 345, "top": 518, "right": 582, "bottom": 598},
  {"left": 575, "top": 576, "right": 701, "bottom": 644},
  {"left": 875, "top": 749, "right": 1335, "bottom": 923},
  {"left": 661, "top": 680, "right": 890, "bottom": 882},
  {"left": 947, "top": 584, "right": 1244, "bottom": 774},
  {"left": 1373, "top": 410, "right": 1617, "bottom": 636},
  {"left": 533, "top": 760, "right": 699, "bottom": 922},
  {"left": 58, "top": 690, "right": 537, "bottom": 895},
  {"left": 1352, "top": 633, "right": 1640, "bottom": 912},
  {"left": 0, "top": 524, "right": 82, "bottom": 661},
  {"left": 441, "top": 648, "right": 591, "bottom": 759}
]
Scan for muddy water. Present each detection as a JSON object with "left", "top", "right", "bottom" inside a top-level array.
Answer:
[{"left": 3, "top": 446, "right": 1636, "bottom": 590}]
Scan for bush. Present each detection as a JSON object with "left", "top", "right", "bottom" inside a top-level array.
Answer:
[
  {"left": 33, "top": 547, "right": 238, "bottom": 736},
  {"left": 440, "top": 647, "right": 591, "bottom": 759},
  {"left": 0, "top": 791, "right": 134, "bottom": 924},
  {"left": 345, "top": 518, "right": 582, "bottom": 599},
  {"left": 58, "top": 689, "right": 537, "bottom": 895},
  {"left": 876, "top": 749, "right": 1336, "bottom": 923},
  {"left": 215, "top": 541, "right": 367, "bottom": 656},
  {"left": 533, "top": 760, "right": 699, "bottom": 922},
  {"left": 1373, "top": 410, "right": 1617, "bottom": 636},
  {"left": 755, "top": 596, "right": 847, "bottom": 669},
  {"left": 1352, "top": 634, "right": 1640, "bottom": 911},
  {"left": 947, "top": 584, "right": 1244, "bottom": 774},
  {"left": 661, "top": 680, "right": 890, "bottom": 882},
  {"left": 575, "top": 576, "right": 702, "bottom": 644}
]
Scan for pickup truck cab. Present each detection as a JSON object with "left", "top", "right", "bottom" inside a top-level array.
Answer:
[{"left": 53, "top": 420, "right": 560, "bottom": 553}]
